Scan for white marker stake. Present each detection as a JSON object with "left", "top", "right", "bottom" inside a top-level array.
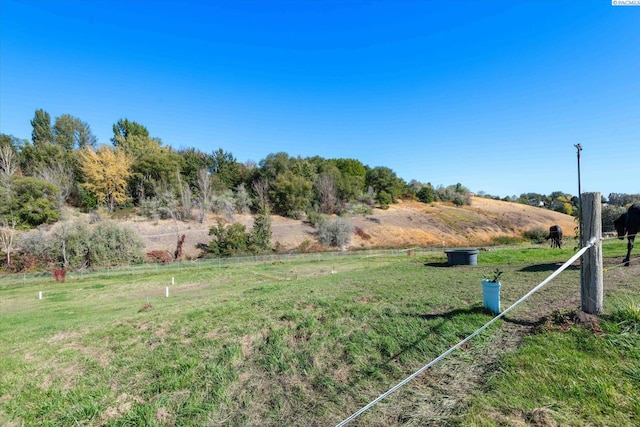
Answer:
[
  {"left": 171, "top": 277, "right": 175, "bottom": 285},
  {"left": 38, "top": 291, "right": 42, "bottom": 300},
  {"left": 166, "top": 286, "right": 169, "bottom": 298}
]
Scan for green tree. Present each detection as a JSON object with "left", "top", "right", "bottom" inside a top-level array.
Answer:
[
  {"left": 178, "top": 148, "right": 214, "bottom": 189},
  {"left": 365, "top": 166, "right": 405, "bottom": 204},
  {"left": 53, "top": 114, "right": 97, "bottom": 151},
  {"left": 111, "top": 118, "right": 150, "bottom": 145},
  {"left": 376, "top": 190, "right": 393, "bottom": 209},
  {"left": 250, "top": 207, "right": 272, "bottom": 253},
  {"left": 602, "top": 205, "right": 627, "bottom": 232},
  {"left": 30, "top": 109, "right": 54, "bottom": 146},
  {"left": 111, "top": 120, "right": 184, "bottom": 202},
  {"left": 132, "top": 146, "right": 184, "bottom": 200},
  {"left": 269, "top": 171, "right": 313, "bottom": 218},
  {"left": 330, "top": 158, "right": 366, "bottom": 201},
  {"left": 24, "top": 110, "right": 69, "bottom": 178},
  {"left": 212, "top": 148, "right": 243, "bottom": 189},
  {"left": 258, "top": 152, "right": 292, "bottom": 181},
  {"left": 417, "top": 183, "right": 436, "bottom": 203},
  {"left": 111, "top": 119, "right": 184, "bottom": 204},
  {"left": 0, "top": 176, "right": 60, "bottom": 227},
  {"left": 19, "top": 140, "right": 67, "bottom": 176}
]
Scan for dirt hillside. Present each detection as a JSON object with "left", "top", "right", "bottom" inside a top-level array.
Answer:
[{"left": 124, "top": 197, "right": 577, "bottom": 259}]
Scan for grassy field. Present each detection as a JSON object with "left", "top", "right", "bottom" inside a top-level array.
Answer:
[{"left": 1, "top": 240, "right": 639, "bottom": 426}]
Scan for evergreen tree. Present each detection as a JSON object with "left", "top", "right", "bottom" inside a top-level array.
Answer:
[
  {"left": 30, "top": 109, "right": 54, "bottom": 146},
  {"left": 250, "top": 207, "right": 272, "bottom": 253}
]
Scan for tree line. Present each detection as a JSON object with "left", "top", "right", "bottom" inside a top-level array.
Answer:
[
  {"left": 1, "top": 109, "right": 474, "bottom": 230},
  {"left": 0, "top": 109, "right": 474, "bottom": 270}
]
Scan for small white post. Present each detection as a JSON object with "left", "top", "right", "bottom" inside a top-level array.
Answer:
[
  {"left": 171, "top": 276, "right": 174, "bottom": 285},
  {"left": 165, "top": 286, "right": 169, "bottom": 298},
  {"left": 38, "top": 291, "right": 42, "bottom": 300}
]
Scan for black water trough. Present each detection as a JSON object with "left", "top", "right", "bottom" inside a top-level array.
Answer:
[{"left": 444, "top": 249, "right": 479, "bottom": 266}]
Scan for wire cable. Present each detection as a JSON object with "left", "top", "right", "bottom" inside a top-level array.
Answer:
[{"left": 335, "top": 239, "right": 596, "bottom": 427}]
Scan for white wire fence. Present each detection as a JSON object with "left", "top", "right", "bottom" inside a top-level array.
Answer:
[
  {"left": 0, "top": 247, "right": 433, "bottom": 287},
  {"left": 335, "top": 238, "right": 599, "bottom": 426}
]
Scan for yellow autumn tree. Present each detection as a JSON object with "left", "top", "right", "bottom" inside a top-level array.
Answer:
[{"left": 79, "top": 146, "right": 132, "bottom": 212}]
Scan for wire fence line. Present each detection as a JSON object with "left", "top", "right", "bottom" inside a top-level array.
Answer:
[
  {"left": 2, "top": 236, "right": 635, "bottom": 287},
  {"left": 0, "top": 247, "right": 431, "bottom": 287},
  {"left": 335, "top": 239, "right": 597, "bottom": 427}
]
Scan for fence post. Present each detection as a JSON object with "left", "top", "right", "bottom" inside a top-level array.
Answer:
[{"left": 581, "top": 192, "right": 603, "bottom": 315}]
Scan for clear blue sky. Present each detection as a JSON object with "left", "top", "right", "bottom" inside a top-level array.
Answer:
[{"left": 1, "top": 0, "right": 638, "bottom": 198}]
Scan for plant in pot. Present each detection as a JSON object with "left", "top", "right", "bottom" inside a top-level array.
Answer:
[
  {"left": 482, "top": 268, "right": 503, "bottom": 284},
  {"left": 481, "top": 268, "right": 502, "bottom": 313}
]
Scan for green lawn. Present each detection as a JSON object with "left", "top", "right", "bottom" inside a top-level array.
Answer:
[{"left": 1, "top": 240, "right": 638, "bottom": 426}]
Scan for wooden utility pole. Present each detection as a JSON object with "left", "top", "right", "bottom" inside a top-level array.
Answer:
[{"left": 581, "top": 192, "right": 603, "bottom": 315}]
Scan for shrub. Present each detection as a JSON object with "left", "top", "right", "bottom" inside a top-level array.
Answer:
[
  {"left": 50, "top": 221, "right": 91, "bottom": 268},
  {"left": 16, "top": 220, "right": 144, "bottom": 269},
  {"left": 376, "top": 191, "right": 392, "bottom": 209},
  {"left": 317, "top": 218, "right": 354, "bottom": 248},
  {"left": 435, "top": 184, "right": 471, "bottom": 206},
  {"left": 140, "top": 197, "right": 162, "bottom": 220},
  {"left": 306, "top": 211, "right": 323, "bottom": 227},
  {"left": 298, "top": 239, "right": 313, "bottom": 253},
  {"left": 524, "top": 227, "right": 548, "bottom": 244},
  {"left": 417, "top": 185, "right": 436, "bottom": 203},
  {"left": 490, "top": 235, "right": 522, "bottom": 245},
  {"left": 207, "top": 221, "right": 250, "bottom": 257},
  {"left": 87, "top": 221, "right": 145, "bottom": 267},
  {"left": 17, "top": 229, "right": 56, "bottom": 265},
  {"left": 337, "top": 202, "right": 372, "bottom": 216}
]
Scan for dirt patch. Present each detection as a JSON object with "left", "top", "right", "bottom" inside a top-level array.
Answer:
[{"left": 535, "top": 310, "right": 603, "bottom": 336}]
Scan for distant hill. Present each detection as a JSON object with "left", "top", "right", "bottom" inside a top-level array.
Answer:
[{"left": 124, "top": 197, "right": 577, "bottom": 259}]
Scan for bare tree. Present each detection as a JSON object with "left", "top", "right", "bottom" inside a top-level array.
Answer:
[
  {"left": 211, "top": 190, "right": 235, "bottom": 221},
  {"left": 252, "top": 178, "right": 270, "bottom": 211},
  {"left": 234, "top": 183, "right": 252, "bottom": 214},
  {"left": 195, "top": 168, "right": 214, "bottom": 223},
  {"left": 316, "top": 173, "right": 337, "bottom": 214},
  {"left": 177, "top": 172, "right": 193, "bottom": 221},
  {"left": 36, "top": 162, "right": 74, "bottom": 208},
  {"left": 0, "top": 144, "right": 18, "bottom": 181},
  {"left": 0, "top": 216, "right": 18, "bottom": 267}
]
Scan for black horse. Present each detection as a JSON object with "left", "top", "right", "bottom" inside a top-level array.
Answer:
[
  {"left": 545, "top": 225, "right": 563, "bottom": 249},
  {"left": 614, "top": 203, "right": 640, "bottom": 266}
]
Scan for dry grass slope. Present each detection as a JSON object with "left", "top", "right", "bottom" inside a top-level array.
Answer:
[{"left": 124, "top": 197, "right": 576, "bottom": 258}]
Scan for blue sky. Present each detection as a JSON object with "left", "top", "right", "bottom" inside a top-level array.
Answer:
[{"left": 1, "top": 0, "right": 638, "bottom": 198}]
